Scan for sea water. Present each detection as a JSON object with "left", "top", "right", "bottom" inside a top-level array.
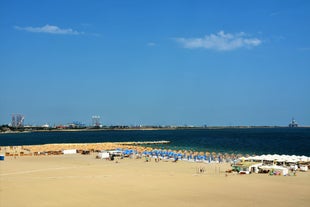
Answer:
[{"left": 0, "top": 128, "right": 309, "bottom": 156}]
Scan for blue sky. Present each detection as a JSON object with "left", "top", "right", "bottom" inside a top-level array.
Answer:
[{"left": 1, "top": 0, "right": 310, "bottom": 126}]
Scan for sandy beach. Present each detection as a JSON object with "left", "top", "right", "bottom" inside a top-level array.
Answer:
[{"left": 1, "top": 152, "right": 309, "bottom": 207}]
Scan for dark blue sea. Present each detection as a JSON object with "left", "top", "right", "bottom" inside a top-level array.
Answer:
[{"left": 0, "top": 128, "right": 309, "bottom": 156}]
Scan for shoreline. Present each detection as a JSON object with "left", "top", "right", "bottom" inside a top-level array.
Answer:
[
  {"left": 0, "top": 141, "right": 167, "bottom": 156},
  {"left": 0, "top": 142, "right": 247, "bottom": 163},
  {"left": 2, "top": 142, "right": 309, "bottom": 165}
]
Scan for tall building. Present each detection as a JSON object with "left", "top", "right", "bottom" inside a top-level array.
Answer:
[
  {"left": 92, "top": 115, "right": 101, "bottom": 127},
  {"left": 12, "top": 114, "right": 25, "bottom": 127}
]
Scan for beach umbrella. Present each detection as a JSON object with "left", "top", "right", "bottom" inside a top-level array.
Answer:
[
  {"left": 211, "top": 152, "right": 217, "bottom": 160},
  {"left": 223, "top": 153, "right": 230, "bottom": 161},
  {"left": 177, "top": 150, "right": 183, "bottom": 158},
  {"left": 184, "top": 152, "right": 190, "bottom": 160},
  {"left": 211, "top": 151, "right": 217, "bottom": 155},
  {"left": 218, "top": 155, "right": 222, "bottom": 163}
]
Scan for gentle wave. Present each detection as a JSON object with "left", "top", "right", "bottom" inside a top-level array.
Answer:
[{"left": 0, "top": 128, "right": 310, "bottom": 156}]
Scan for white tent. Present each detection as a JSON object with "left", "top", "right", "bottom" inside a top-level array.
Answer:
[
  {"left": 62, "top": 149, "right": 77, "bottom": 154},
  {"left": 259, "top": 165, "right": 289, "bottom": 176},
  {"left": 97, "top": 151, "right": 109, "bottom": 159},
  {"left": 240, "top": 154, "right": 310, "bottom": 164},
  {"left": 300, "top": 165, "right": 308, "bottom": 172}
]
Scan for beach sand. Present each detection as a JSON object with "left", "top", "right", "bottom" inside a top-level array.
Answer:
[{"left": 1, "top": 154, "right": 309, "bottom": 207}]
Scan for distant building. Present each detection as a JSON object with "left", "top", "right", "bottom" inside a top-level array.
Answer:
[
  {"left": 92, "top": 115, "right": 101, "bottom": 127},
  {"left": 289, "top": 118, "right": 298, "bottom": 127},
  {"left": 69, "top": 121, "right": 86, "bottom": 128},
  {"left": 11, "top": 114, "right": 24, "bottom": 127},
  {"left": 41, "top": 124, "right": 50, "bottom": 128}
]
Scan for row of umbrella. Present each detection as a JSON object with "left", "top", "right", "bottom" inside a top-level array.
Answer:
[
  {"left": 117, "top": 148, "right": 245, "bottom": 162},
  {"left": 3, "top": 143, "right": 247, "bottom": 162}
]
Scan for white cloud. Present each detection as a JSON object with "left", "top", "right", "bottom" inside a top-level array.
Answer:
[
  {"left": 175, "top": 31, "right": 262, "bottom": 51},
  {"left": 147, "top": 42, "right": 156, "bottom": 47},
  {"left": 14, "top": 24, "right": 82, "bottom": 35}
]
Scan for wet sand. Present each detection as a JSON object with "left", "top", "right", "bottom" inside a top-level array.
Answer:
[{"left": 1, "top": 154, "right": 309, "bottom": 207}]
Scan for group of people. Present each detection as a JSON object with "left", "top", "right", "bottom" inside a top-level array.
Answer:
[{"left": 145, "top": 155, "right": 161, "bottom": 162}]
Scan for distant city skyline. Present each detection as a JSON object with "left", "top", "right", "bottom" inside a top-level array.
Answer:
[
  {"left": 1, "top": 1, "right": 310, "bottom": 126},
  {"left": 1, "top": 114, "right": 305, "bottom": 128}
]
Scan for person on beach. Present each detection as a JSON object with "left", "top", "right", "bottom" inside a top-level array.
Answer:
[
  {"left": 196, "top": 166, "right": 205, "bottom": 174},
  {"left": 110, "top": 154, "right": 115, "bottom": 161}
]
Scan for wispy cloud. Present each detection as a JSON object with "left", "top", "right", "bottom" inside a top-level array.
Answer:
[
  {"left": 147, "top": 42, "right": 156, "bottom": 47},
  {"left": 175, "top": 31, "right": 262, "bottom": 51},
  {"left": 14, "top": 24, "right": 82, "bottom": 35},
  {"left": 298, "top": 47, "right": 310, "bottom": 51}
]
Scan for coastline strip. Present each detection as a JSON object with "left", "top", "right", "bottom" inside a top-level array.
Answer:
[{"left": 0, "top": 141, "right": 170, "bottom": 156}]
